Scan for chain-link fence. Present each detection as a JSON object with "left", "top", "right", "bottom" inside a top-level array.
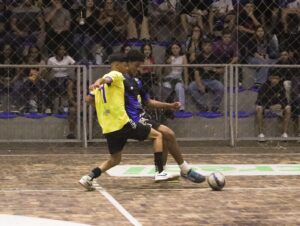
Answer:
[
  {"left": 0, "top": 0, "right": 300, "bottom": 145},
  {"left": 0, "top": 64, "right": 85, "bottom": 142}
]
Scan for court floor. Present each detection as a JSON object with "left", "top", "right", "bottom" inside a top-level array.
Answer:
[{"left": 0, "top": 142, "right": 300, "bottom": 226}]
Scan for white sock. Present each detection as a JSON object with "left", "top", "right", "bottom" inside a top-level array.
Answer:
[{"left": 179, "top": 161, "right": 191, "bottom": 175}]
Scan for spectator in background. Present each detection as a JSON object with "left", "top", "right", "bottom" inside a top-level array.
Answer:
[
  {"left": 247, "top": 26, "right": 278, "bottom": 87},
  {"left": 126, "top": 0, "right": 150, "bottom": 40},
  {"left": 184, "top": 25, "right": 203, "bottom": 63},
  {"left": 0, "top": 1, "right": 12, "bottom": 48},
  {"left": 276, "top": 50, "right": 297, "bottom": 103},
  {"left": 46, "top": 45, "right": 75, "bottom": 114},
  {"left": 72, "top": 0, "right": 99, "bottom": 63},
  {"left": 120, "top": 42, "right": 132, "bottom": 54},
  {"left": 280, "top": 0, "right": 300, "bottom": 33},
  {"left": 10, "top": 0, "right": 45, "bottom": 56},
  {"left": 163, "top": 41, "right": 188, "bottom": 112},
  {"left": 180, "top": 0, "right": 212, "bottom": 35},
  {"left": 213, "top": 28, "right": 238, "bottom": 64},
  {"left": 139, "top": 42, "right": 156, "bottom": 97},
  {"left": 237, "top": 1, "right": 260, "bottom": 63},
  {"left": 0, "top": 43, "right": 22, "bottom": 112},
  {"left": 44, "top": 0, "right": 72, "bottom": 56},
  {"left": 188, "top": 38, "right": 225, "bottom": 112},
  {"left": 96, "top": 0, "right": 126, "bottom": 55},
  {"left": 208, "top": 0, "right": 235, "bottom": 35},
  {"left": 255, "top": 68, "right": 291, "bottom": 141}
]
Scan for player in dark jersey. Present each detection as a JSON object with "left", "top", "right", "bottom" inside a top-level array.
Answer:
[{"left": 125, "top": 49, "right": 206, "bottom": 183}]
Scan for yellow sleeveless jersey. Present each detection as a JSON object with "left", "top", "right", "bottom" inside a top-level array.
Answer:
[{"left": 93, "top": 71, "right": 130, "bottom": 134}]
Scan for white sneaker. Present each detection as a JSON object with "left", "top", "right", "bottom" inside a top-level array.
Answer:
[
  {"left": 281, "top": 133, "right": 288, "bottom": 139},
  {"left": 45, "top": 108, "right": 52, "bottom": 114},
  {"left": 154, "top": 170, "right": 179, "bottom": 183},
  {"left": 258, "top": 133, "right": 266, "bottom": 142},
  {"left": 78, "top": 175, "right": 94, "bottom": 191}
]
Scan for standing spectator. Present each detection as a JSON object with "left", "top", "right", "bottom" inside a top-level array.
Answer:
[
  {"left": 255, "top": 68, "right": 291, "bottom": 141},
  {"left": 213, "top": 28, "right": 238, "bottom": 64},
  {"left": 188, "top": 39, "right": 225, "bottom": 112},
  {"left": 0, "top": 1, "right": 12, "bottom": 48},
  {"left": 163, "top": 41, "right": 189, "bottom": 112},
  {"left": 46, "top": 45, "right": 75, "bottom": 114},
  {"left": 44, "top": 0, "right": 72, "bottom": 56},
  {"left": 184, "top": 25, "right": 203, "bottom": 63},
  {"left": 10, "top": 0, "right": 45, "bottom": 56},
  {"left": 126, "top": 0, "right": 150, "bottom": 40},
  {"left": 72, "top": 0, "right": 99, "bottom": 62},
  {"left": 0, "top": 43, "right": 22, "bottom": 112},
  {"left": 247, "top": 26, "right": 278, "bottom": 87},
  {"left": 96, "top": 0, "right": 126, "bottom": 55}
]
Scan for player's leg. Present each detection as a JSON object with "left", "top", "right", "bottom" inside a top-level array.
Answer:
[
  {"left": 282, "top": 105, "right": 291, "bottom": 137},
  {"left": 157, "top": 124, "right": 206, "bottom": 183},
  {"left": 79, "top": 132, "right": 127, "bottom": 191}
]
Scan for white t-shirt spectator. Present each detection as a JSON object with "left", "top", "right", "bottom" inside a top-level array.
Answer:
[
  {"left": 211, "top": 0, "right": 233, "bottom": 14},
  {"left": 47, "top": 55, "right": 75, "bottom": 78}
]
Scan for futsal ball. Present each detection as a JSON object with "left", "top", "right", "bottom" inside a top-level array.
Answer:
[{"left": 207, "top": 172, "right": 226, "bottom": 191}]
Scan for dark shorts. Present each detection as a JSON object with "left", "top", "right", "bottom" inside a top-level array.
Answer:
[
  {"left": 104, "top": 121, "right": 151, "bottom": 154},
  {"left": 139, "top": 117, "right": 161, "bottom": 130}
]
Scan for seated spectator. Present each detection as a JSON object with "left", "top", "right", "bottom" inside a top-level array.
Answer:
[
  {"left": 96, "top": 0, "right": 126, "bottom": 55},
  {"left": 0, "top": 43, "right": 22, "bottom": 112},
  {"left": 184, "top": 25, "right": 203, "bottom": 63},
  {"left": 213, "top": 28, "right": 238, "bottom": 64},
  {"left": 280, "top": 0, "right": 300, "bottom": 33},
  {"left": 276, "top": 50, "right": 297, "bottom": 103},
  {"left": 162, "top": 41, "right": 188, "bottom": 112},
  {"left": 208, "top": 0, "right": 235, "bottom": 35},
  {"left": 179, "top": 0, "right": 212, "bottom": 35},
  {"left": 19, "top": 68, "right": 47, "bottom": 113},
  {"left": 237, "top": 1, "right": 260, "bottom": 63},
  {"left": 126, "top": 0, "right": 150, "bottom": 40},
  {"left": 255, "top": 68, "right": 291, "bottom": 141},
  {"left": 0, "top": 2, "right": 12, "bottom": 48},
  {"left": 188, "top": 38, "right": 225, "bottom": 112},
  {"left": 120, "top": 42, "right": 132, "bottom": 54},
  {"left": 10, "top": 0, "right": 45, "bottom": 56},
  {"left": 72, "top": 0, "right": 99, "bottom": 62},
  {"left": 246, "top": 26, "right": 278, "bottom": 87},
  {"left": 44, "top": 0, "right": 72, "bottom": 56},
  {"left": 46, "top": 45, "right": 75, "bottom": 114},
  {"left": 139, "top": 42, "right": 156, "bottom": 97}
]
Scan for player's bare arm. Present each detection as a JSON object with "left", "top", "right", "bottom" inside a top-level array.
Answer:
[{"left": 145, "top": 99, "right": 181, "bottom": 111}]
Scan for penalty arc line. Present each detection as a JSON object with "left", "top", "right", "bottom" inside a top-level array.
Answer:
[{"left": 93, "top": 181, "right": 142, "bottom": 226}]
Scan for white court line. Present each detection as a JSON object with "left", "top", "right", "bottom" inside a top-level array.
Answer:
[
  {"left": 93, "top": 181, "right": 142, "bottom": 226},
  {"left": 1, "top": 153, "right": 300, "bottom": 157}
]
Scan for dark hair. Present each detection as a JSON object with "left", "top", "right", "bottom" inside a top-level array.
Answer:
[
  {"left": 26, "top": 45, "right": 42, "bottom": 63},
  {"left": 141, "top": 43, "right": 153, "bottom": 57},
  {"left": 167, "top": 41, "right": 184, "bottom": 56},
  {"left": 268, "top": 68, "right": 281, "bottom": 77},
  {"left": 222, "top": 28, "right": 232, "bottom": 36},
  {"left": 127, "top": 49, "right": 145, "bottom": 62},
  {"left": 120, "top": 43, "right": 132, "bottom": 53},
  {"left": 108, "top": 53, "right": 127, "bottom": 63}
]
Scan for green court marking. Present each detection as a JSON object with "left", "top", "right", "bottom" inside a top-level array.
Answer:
[{"left": 106, "top": 164, "right": 300, "bottom": 177}]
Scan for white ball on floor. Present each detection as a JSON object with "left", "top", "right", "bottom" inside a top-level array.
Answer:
[{"left": 207, "top": 172, "right": 226, "bottom": 191}]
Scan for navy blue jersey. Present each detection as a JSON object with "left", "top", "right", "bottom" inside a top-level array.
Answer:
[{"left": 124, "top": 74, "right": 150, "bottom": 122}]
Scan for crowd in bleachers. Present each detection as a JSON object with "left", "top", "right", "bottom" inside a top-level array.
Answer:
[{"left": 0, "top": 0, "right": 300, "bottom": 139}]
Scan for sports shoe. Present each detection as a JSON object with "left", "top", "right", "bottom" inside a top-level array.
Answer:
[
  {"left": 78, "top": 175, "right": 94, "bottom": 191},
  {"left": 154, "top": 170, "right": 179, "bottom": 182},
  {"left": 181, "top": 169, "right": 206, "bottom": 183},
  {"left": 281, "top": 133, "right": 288, "bottom": 140},
  {"left": 258, "top": 133, "right": 266, "bottom": 142}
]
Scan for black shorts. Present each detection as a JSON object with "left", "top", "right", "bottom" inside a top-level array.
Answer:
[
  {"left": 104, "top": 121, "right": 151, "bottom": 154},
  {"left": 139, "top": 117, "right": 161, "bottom": 130}
]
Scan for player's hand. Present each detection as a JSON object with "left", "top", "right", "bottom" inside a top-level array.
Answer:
[{"left": 169, "top": 102, "right": 181, "bottom": 111}]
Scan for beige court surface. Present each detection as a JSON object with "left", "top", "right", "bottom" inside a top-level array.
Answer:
[{"left": 0, "top": 142, "right": 300, "bottom": 226}]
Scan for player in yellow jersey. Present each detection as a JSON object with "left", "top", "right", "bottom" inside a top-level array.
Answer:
[{"left": 79, "top": 53, "right": 178, "bottom": 191}]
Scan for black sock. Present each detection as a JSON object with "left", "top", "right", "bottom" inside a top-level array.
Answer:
[
  {"left": 88, "top": 167, "right": 102, "bottom": 180},
  {"left": 154, "top": 152, "right": 163, "bottom": 173}
]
